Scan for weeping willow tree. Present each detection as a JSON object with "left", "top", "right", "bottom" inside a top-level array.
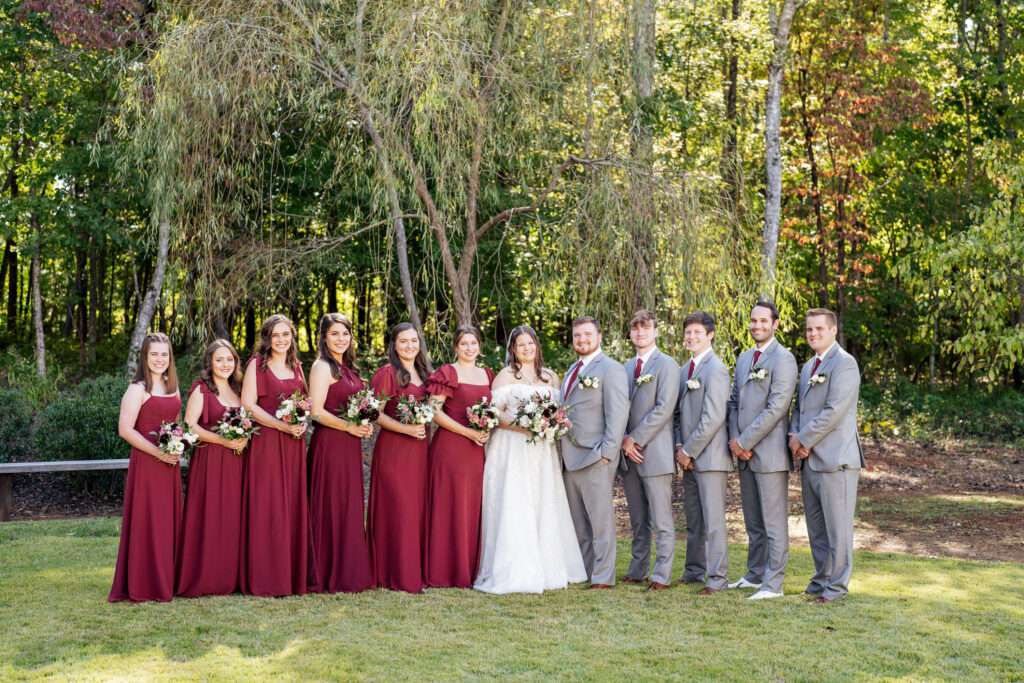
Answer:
[{"left": 114, "top": 0, "right": 763, "bottom": 359}]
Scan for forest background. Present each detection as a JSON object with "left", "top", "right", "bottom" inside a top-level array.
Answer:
[{"left": 2, "top": 0, "right": 1024, "bottom": 468}]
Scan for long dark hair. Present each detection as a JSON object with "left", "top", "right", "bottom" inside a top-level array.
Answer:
[
  {"left": 387, "top": 322, "right": 431, "bottom": 387},
  {"left": 317, "top": 313, "right": 356, "bottom": 380},
  {"left": 200, "top": 339, "right": 243, "bottom": 395},
  {"left": 505, "top": 325, "right": 549, "bottom": 382},
  {"left": 256, "top": 314, "right": 300, "bottom": 372},
  {"left": 132, "top": 332, "right": 179, "bottom": 394}
]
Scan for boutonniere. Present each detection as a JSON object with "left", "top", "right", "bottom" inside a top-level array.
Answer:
[
  {"left": 686, "top": 377, "right": 701, "bottom": 390},
  {"left": 748, "top": 365, "right": 768, "bottom": 382},
  {"left": 808, "top": 372, "right": 828, "bottom": 386},
  {"left": 579, "top": 375, "right": 600, "bottom": 389},
  {"left": 635, "top": 373, "right": 654, "bottom": 386}
]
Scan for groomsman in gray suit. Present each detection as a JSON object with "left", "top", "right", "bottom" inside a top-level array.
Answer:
[
  {"left": 561, "top": 316, "right": 629, "bottom": 589},
  {"left": 726, "top": 300, "right": 798, "bottom": 600},
  {"left": 789, "top": 308, "right": 864, "bottom": 603},
  {"left": 619, "top": 310, "right": 681, "bottom": 591},
  {"left": 673, "top": 311, "right": 733, "bottom": 595}
]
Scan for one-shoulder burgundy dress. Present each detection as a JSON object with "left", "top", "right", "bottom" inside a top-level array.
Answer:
[
  {"left": 423, "top": 364, "right": 493, "bottom": 588},
  {"left": 368, "top": 365, "right": 429, "bottom": 593},
  {"left": 109, "top": 392, "right": 184, "bottom": 602},
  {"left": 239, "top": 357, "right": 313, "bottom": 597},
  {"left": 307, "top": 364, "right": 375, "bottom": 593},
  {"left": 175, "top": 381, "right": 245, "bottom": 597}
]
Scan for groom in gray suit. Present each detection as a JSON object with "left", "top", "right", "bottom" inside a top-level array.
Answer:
[
  {"left": 726, "top": 300, "right": 798, "bottom": 600},
  {"left": 619, "top": 310, "right": 681, "bottom": 591},
  {"left": 673, "top": 311, "right": 732, "bottom": 595},
  {"left": 789, "top": 308, "right": 864, "bottom": 603},
  {"left": 561, "top": 316, "right": 629, "bottom": 589}
]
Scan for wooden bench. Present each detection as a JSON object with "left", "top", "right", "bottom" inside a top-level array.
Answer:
[{"left": 0, "top": 459, "right": 188, "bottom": 522}]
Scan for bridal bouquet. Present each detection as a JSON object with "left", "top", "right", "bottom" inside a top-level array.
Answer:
[
  {"left": 395, "top": 394, "right": 436, "bottom": 425},
  {"left": 151, "top": 421, "right": 199, "bottom": 463},
  {"left": 216, "top": 406, "right": 259, "bottom": 454},
  {"left": 276, "top": 390, "right": 312, "bottom": 437},
  {"left": 513, "top": 392, "right": 572, "bottom": 444},
  {"left": 466, "top": 397, "right": 499, "bottom": 432},
  {"left": 342, "top": 388, "right": 384, "bottom": 426}
]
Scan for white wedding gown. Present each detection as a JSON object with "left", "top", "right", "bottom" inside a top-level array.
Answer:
[{"left": 473, "top": 384, "right": 588, "bottom": 594}]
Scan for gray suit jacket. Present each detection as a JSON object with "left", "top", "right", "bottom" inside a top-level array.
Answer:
[
  {"left": 561, "top": 351, "right": 629, "bottom": 471},
  {"left": 727, "top": 340, "right": 798, "bottom": 473},
  {"left": 673, "top": 349, "right": 732, "bottom": 473},
  {"left": 622, "top": 349, "right": 681, "bottom": 477},
  {"left": 790, "top": 344, "right": 864, "bottom": 473}
]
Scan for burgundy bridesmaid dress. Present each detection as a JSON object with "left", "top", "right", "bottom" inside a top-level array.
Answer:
[
  {"left": 109, "top": 393, "right": 184, "bottom": 603},
  {"left": 424, "top": 364, "right": 493, "bottom": 588},
  {"left": 308, "top": 364, "right": 375, "bottom": 593},
  {"left": 175, "top": 381, "right": 245, "bottom": 597},
  {"left": 239, "top": 357, "right": 312, "bottom": 597},
  {"left": 367, "top": 365, "right": 428, "bottom": 593}
]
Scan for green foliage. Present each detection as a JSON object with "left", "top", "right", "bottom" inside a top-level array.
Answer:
[
  {"left": 0, "top": 349, "right": 63, "bottom": 411},
  {"left": 34, "top": 376, "right": 126, "bottom": 462},
  {"left": 0, "top": 387, "right": 32, "bottom": 463}
]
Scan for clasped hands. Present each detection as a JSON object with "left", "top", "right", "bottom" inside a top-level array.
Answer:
[
  {"left": 788, "top": 432, "right": 810, "bottom": 460},
  {"left": 621, "top": 435, "right": 643, "bottom": 464},
  {"left": 728, "top": 438, "right": 753, "bottom": 461},
  {"left": 673, "top": 446, "right": 694, "bottom": 472}
]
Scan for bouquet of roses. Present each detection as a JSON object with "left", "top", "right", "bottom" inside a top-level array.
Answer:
[
  {"left": 395, "top": 394, "right": 436, "bottom": 425},
  {"left": 276, "top": 390, "right": 312, "bottom": 438},
  {"left": 151, "top": 421, "right": 199, "bottom": 464},
  {"left": 466, "top": 397, "right": 499, "bottom": 432},
  {"left": 342, "top": 388, "right": 384, "bottom": 427},
  {"left": 216, "top": 406, "right": 259, "bottom": 454},
  {"left": 513, "top": 392, "right": 573, "bottom": 444}
]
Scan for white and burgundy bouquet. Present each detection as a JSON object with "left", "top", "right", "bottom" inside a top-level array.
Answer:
[
  {"left": 466, "top": 397, "right": 499, "bottom": 432},
  {"left": 395, "top": 394, "right": 436, "bottom": 425},
  {"left": 151, "top": 421, "right": 199, "bottom": 464},
  {"left": 513, "top": 392, "right": 573, "bottom": 444},
  {"left": 341, "top": 388, "right": 384, "bottom": 427},
  {"left": 276, "top": 390, "right": 312, "bottom": 438},
  {"left": 216, "top": 406, "right": 259, "bottom": 454}
]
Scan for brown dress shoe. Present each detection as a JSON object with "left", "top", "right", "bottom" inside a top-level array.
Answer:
[
  {"left": 647, "top": 582, "right": 670, "bottom": 591},
  {"left": 620, "top": 576, "right": 645, "bottom": 584},
  {"left": 697, "top": 587, "right": 721, "bottom": 595},
  {"left": 588, "top": 583, "right": 613, "bottom": 590}
]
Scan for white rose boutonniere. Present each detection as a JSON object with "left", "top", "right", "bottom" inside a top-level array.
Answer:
[
  {"left": 808, "top": 372, "right": 828, "bottom": 386},
  {"left": 748, "top": 365, "right": 768, "bottom": 382},
  {"left": 579, "top": 375, "right": 600, "bottom": 389},
  {"left": 686, "top": 377, "right": 701, "bottom": 390},
  {"left": 635, "top": 373, "right": 654, "bottom": 386}
]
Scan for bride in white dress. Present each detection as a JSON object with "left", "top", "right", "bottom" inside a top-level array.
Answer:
[{"left": 473, "top": 326, "right": 588, "bottom": 594}]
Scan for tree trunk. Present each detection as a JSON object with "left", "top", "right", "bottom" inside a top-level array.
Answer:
[
  {"left": 5, "top": 245, "right": 16, "bottom": 333},
  {"left": 720, "top": 0, "right": 743, "bottom": 221},
  {"left": 761, "top": 0, "right": 801, "bottom": 290},
  {"left": 629, "top": 0, "right": 657, "bottom": 311},
  {"left": 31, "top": 243, "right": 45, "bottom": 378},
  {"left": 87, "top": 239, "right": 99, "bottom": 363},
  {"left": 126, "top": 211, "right": 172, "bottom": 375}
]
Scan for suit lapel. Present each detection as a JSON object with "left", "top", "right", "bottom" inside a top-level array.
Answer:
[{"left": 626, "top": 357, "right": 638, "bottom": 398}]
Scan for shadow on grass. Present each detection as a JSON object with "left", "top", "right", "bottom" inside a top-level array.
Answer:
[{"left": 1, "top": 519, "right": 1023, "bottom": 679}]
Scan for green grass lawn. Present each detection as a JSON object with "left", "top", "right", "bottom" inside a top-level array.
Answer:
[{"left": 1, "top": 518, "right": 1022, "bottom": 681}]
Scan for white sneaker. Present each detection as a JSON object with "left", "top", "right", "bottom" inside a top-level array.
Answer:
[
  {"left": 728, "top": 578, "right": 762, "bottom": 589},
  {"left": 748, "top": 589, "right": 784, "bottom": 600}
]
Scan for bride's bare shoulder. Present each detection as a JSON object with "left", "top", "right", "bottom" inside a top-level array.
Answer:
[
  {"left": 491, "top": 366, "right": 517, "bottom": 389},
  {"left": 542, "top": 367, "right": 560, "bottom": 387}
]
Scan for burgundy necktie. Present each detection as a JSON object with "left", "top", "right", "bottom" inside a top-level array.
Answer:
[
  {"left": 752, "top": 349, "right": 762, "bottom": 370},
  {"left": 567, "top": 360, "right": 583, "bottom": 395},
  {"left": 687, "top": 360, "right": 695, "bottom": 379},
  {"left": 811, "top": 357, "right": 821, "bottom": 375},
  {"left": 634, "top": 357, "right": 643, "bottom": 379}
]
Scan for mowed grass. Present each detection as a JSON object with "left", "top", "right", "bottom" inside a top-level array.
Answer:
[{"left": 1, "top": 519, "right": 1022, "bottom": 681}]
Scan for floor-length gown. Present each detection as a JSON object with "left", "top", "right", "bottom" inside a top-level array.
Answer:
[
  {"left": 109, "top": 393, "right": 184, "bottom": 603},
  {"left": 239, "top": 357, "right": 312, "bottom": 597},
  {"left": 308, "top": 364, "right": 375, "bottom": 593},
  {"left": 424, "top": 364, "right": 493, "bottom": 588},
  {"left": 175, "top": 381, "right": 245, "bottom": 597},
  {"left": 473, "top": 384, "right": 588, "bottom": 594},
  {"left": 368, "top": 365, "right": 428, "bottom": 593}
]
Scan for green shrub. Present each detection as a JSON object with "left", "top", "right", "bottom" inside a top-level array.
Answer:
[
  {"left": 34, "top": 376, "right": 127, "bottom": 462},
  {"left": 0, "top": 387, "right": 34, "bottom": 463}
]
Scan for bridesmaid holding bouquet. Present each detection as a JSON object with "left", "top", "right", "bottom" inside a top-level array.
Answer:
[
  {"left": 424, "top": 325, "right": 494, "bottom": 588},
  {"left": 176, "top": 339, "right": 249, "bottom": 598},
  {"left": 307, "top": 313, "right": 375, "bottom": 593},
  {"left": 368, "top": 323, "right": 433, "bottom": 593},
  {"left": 240, "top": 315, "right": 312, "bottom": 597},
  {"left": 109, "top": 332, "right": 184, "bottom": 603}
]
